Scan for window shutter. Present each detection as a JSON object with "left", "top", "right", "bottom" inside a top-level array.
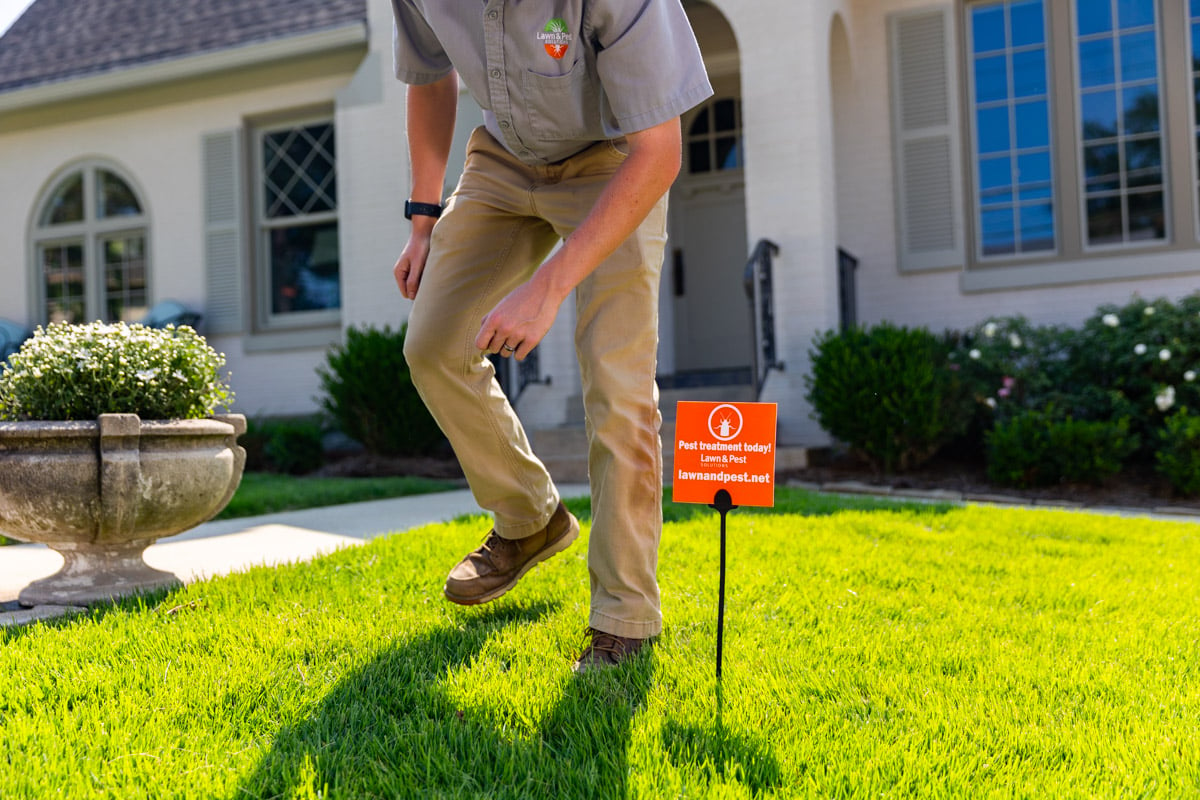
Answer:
[
  {"left": 202, "top": 131, "right": 245, "bottom": 334},
  {"left": 888, "top": 7, "right": 964, "bottom": 272}
]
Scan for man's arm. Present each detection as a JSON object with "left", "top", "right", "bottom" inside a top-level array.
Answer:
[
  {"left": 475, "top": 117, "right": 682, "bottom": 359},
  {"left": 393, "top": 71, "right": 458, "bottom": 300}
]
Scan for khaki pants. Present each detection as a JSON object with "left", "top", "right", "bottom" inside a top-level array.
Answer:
[{"left": 404, "top": 127, "right": 667, "bottom": 639}]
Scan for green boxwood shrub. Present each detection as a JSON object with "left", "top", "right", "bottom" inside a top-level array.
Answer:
[
  {"left": 263, "top": 418, "right": 326, "bottom": 475},
  {"left": 318, "top": 325, "right": 445, "bottom": 457},
  {"left": 805, "top": 322, "right": 969, "bottom": 474},
  {"left": 985, "top": 407, "right": 1138, "bottom": 488},
  {"left": 1155, "top": 408, "right": 1200, "bottom": 497},
  {"left": 240, "top": 416, "right": 326, "bottom": 474}
]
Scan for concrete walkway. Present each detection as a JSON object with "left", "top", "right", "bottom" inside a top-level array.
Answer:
[{"left": 0, "top": 484, "right": 589, "bottom": 627}]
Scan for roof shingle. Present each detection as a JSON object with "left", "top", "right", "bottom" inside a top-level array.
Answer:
[{"left": 0, "top": 0, "right": 367, "bottom": 95}]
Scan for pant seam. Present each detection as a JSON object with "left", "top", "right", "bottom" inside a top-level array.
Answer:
[{"left": 461, "top": 215, "right": 554, "bottom": 535}]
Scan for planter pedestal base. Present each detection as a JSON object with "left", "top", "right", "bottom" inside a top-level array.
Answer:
[{"left": 18, "top": 540, "right": 182, "bottom": 607}]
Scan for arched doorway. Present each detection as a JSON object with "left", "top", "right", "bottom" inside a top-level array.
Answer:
[{"left": 666, "top": 2, "right": 748, "bottom": 381}]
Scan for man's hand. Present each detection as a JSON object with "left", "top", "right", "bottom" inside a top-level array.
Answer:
[
  {"left": 393, "top": 217, "right": 436, "bottom": 300},
  {"left": 474, "top": 270, "right": 565, "bottom": 361},
  {"left": 476, "top": 117, "right": 682, "bottom": 359}
]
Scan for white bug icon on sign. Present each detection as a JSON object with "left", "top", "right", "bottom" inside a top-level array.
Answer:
[{"left": 707, "top": 404, "right": 744, "bottom": 442}]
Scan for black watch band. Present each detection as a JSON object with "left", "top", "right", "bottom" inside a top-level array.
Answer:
[{"left": 405, "top": 200, "right": 444, "bottom": 220}]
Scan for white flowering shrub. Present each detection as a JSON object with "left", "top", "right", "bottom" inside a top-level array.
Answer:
[
  {"left": 1074, "top": 295, "right": 1200, "bottom": 424},
  {"left": 0, "top": 322, "right": 233, "bottom": 421}
]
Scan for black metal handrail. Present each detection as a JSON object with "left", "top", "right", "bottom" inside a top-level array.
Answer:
[
  {"left": 743, "top": 238, "right": 783, "bottom": 397},
  {"left": 490, "top": 346, "right": 547, "bottom": 403},
  {"left": 837, "top": 248, "right": 859, "bottom": 332}
]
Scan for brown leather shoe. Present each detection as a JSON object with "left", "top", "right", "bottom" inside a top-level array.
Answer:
[
  {"left": 443, "top": 502, "right": 579, "bottom": 605},
  {"left": 572, "top": 627, "right": 648, "bottom": 673}
]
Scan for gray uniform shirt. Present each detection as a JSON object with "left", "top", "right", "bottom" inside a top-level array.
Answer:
[{"left": 391, "top": 0, "right": 713, "bottom": 165}]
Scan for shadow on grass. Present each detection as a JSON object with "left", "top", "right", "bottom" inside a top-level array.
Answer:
[
  {"left": 233, "top": 600, "right": 655, "bottom": 799},
  {"left": 660, "top": 686, "right": 783, "bottom": 796}
]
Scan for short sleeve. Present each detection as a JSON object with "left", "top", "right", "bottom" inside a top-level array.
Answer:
[
  {"left": 591, "top": 0, "right": 713, "bottom": 133},
  {"left": 391, "top": 0, "right": 454, "bottom": 85}
]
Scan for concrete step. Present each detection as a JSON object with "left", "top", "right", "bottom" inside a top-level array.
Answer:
[{"left": 660, "top": 384, "right": 756, "bottom": 418}]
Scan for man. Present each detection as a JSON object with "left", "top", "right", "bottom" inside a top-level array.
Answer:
[{"left": 391, "top": 1, "right": 712, "bottom": 671}]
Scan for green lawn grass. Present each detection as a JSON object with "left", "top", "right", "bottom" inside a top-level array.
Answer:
[
  {"left": 214, "top": 472, "right": 462, "bottom": 519},
  {"left": 2, "top": 493, "right": 1198, "bottom": 798}
]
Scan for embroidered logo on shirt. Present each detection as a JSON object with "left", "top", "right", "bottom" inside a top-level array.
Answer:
[{"left": 538, "top": 18, "right": 572, "bottom": 59}]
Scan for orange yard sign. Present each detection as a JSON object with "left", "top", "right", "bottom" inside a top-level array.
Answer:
[{"left": 673, "top": 401, "right": 778, "bottom": 507}]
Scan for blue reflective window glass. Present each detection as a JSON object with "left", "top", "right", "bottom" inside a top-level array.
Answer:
[
  {"left": 973, "top": 6, "right": 1007, "bottom": 51},
  {"left": 979, "top": 155, "right": 1014, "bottom": 197},
  {"left": 1014, "top": 100, "right": 1050, "bottom": 148},
  {"left": 1010, "top": 0, "right": 1045, "bottom": 46},
  {"left": 981, "top": 208, "right": 1018, "bottom": 255},
  {"left": 1078, "top": 38, "right": 1116, "bottom": 88},
  {"left": 975, "top": 55, "right": 1009, "bottom": 103},
  {"left": 1019, "top": 204, "right": 1055, "bottom": 251},
  {"left": 1123, "top": 86, "right": 1159, "bottom": 134},
  {"left": 977, "top": 106, "right": 1012, "bottom": 153},
  {"left": 1081, "top": 90, "right": 1119, "bottom": 140},
  {"left": 1192, "top": 0, "right": 1200, "bottom": 17},
  {"left": 1120, "top": 31, "right": 1157, "bottom": 82},
  {"left": 1017, "top": 152, "right": 1053, "bottom": 198},
  {"left": 1012, "top": 49, "right": 1047, "bottom": 97},
  {"left": 1117, "top": 0, "right": 1155, "bottom": 29},
  {"left": 1077, "top": 0, "right": 1113, "bottom": 36}
]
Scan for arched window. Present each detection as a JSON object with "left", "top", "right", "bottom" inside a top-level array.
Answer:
[
  {"left": 686, "top": 97, "right": 744, "bottom": 174},
  {"left": 33, "top": 164, "right": 148, "bottom": 324}
]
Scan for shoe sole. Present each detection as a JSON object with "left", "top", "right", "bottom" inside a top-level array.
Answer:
[{"left": 443, "top": 513, "right": 580, "bottom": 606}]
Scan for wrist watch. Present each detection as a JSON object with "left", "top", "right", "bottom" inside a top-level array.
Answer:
[{"left": 405, "top": 200, "right": 444, "bottom": 220}]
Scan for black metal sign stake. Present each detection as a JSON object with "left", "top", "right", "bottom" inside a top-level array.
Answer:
[{"left": 709, "top": 488, "right": 737, "bottom": 682}]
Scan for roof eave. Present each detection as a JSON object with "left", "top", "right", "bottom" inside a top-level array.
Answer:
[{"left": 0, "top": 20, "right": 368, "bottom": 114}]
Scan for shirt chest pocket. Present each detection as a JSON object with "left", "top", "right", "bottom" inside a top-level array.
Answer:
[{"left": 522, "top": 59, "right": 601, "bottom": 142}]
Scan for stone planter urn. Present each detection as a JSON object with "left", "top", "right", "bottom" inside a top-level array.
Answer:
[{"left": 0, "top": 412, "right": 246, "bottom": 607}]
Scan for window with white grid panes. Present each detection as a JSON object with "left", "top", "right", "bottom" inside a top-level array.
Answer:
[
  {"left": 1188, "top": 0, "right": 1200, "bottom": 232},
  {"left": 968, "top": 0, "right": 1057, "bottom": 258},
  {"left": 1075, "top": 0, "right": 1167, "bottom": 246},
  {"left": 256, "top": 119, "right": 340, "bottom": 325},
  {"left": 33, "top": 166, "right": 147, "bottom": 325}
]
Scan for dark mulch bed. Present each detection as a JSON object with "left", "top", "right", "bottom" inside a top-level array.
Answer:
[
  {"left": 780, "top": 448, "right": 1194, "bottom": 511},
  {"left": 314, "top": 451, "right": 465, "bottom": 481}
]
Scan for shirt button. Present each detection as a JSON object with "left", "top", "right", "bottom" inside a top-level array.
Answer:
[
  {"left": 490, "top": 69, "right": 501, "bottom": 79},
  {"left": 499, "top": 120, "right": 511, "bottom": 129},
  {"left": 488, "top": 10, "right": 498, "bottom": 19}
]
